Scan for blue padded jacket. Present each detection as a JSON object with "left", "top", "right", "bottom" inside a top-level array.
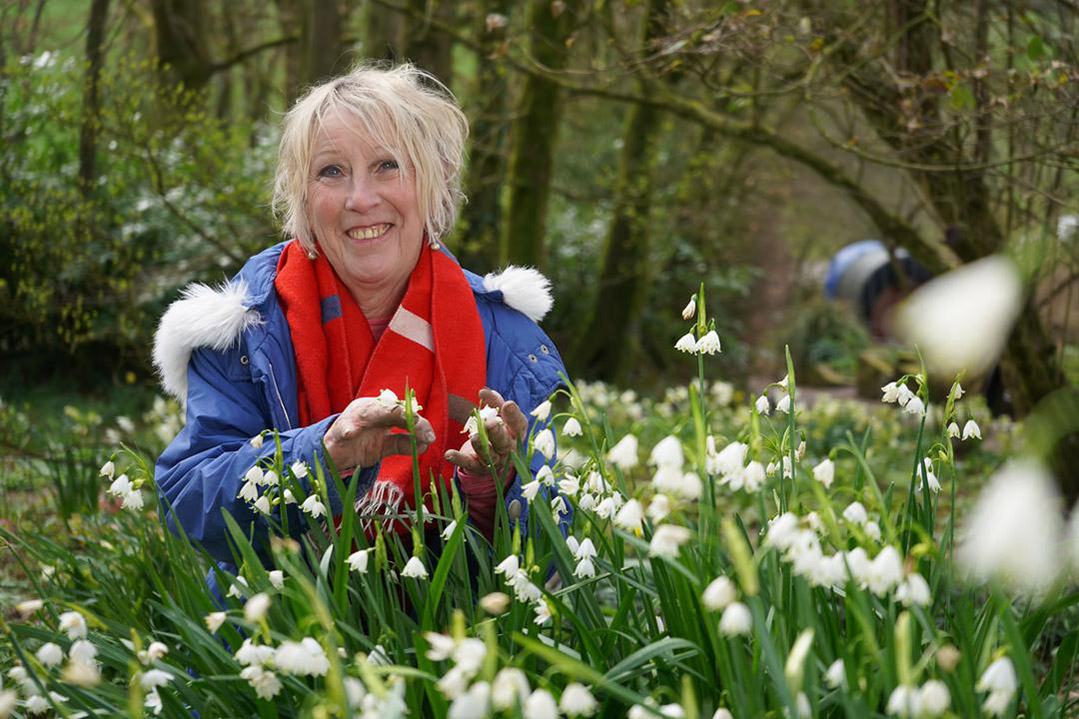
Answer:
[{"left": 153, "top": 241, "right": 567, "bottom": 567}]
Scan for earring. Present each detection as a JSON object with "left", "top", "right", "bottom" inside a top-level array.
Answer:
[{"left": 306, "top": 250, "right": 317, "bottom": 260}]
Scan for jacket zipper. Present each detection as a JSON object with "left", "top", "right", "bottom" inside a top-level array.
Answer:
[{"left": 265, "top": 360, "right": 293, "bottom": 430}]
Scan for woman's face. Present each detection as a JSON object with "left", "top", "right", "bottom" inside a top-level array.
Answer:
[{"left": 305, "top": 112, "right": 424, "bottom": 298}]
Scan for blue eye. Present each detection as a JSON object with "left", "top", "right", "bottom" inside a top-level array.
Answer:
[
  {"left": 318, "top": 164, "right": 343, "bottom": 178},
  {"left": 378, "top": 159, "right": 399, "bottom": 172}
]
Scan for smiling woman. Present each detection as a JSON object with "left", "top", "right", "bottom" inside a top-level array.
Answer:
[{"left": 152, "top": 63, "right": 567, "bottom": 582}]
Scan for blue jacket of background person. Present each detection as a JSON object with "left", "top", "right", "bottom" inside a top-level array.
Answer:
[{"left": 152, "top": 240, "right": 567, "bottom": 578}]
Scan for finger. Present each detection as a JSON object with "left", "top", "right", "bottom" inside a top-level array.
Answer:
[
  {"left": 381, "top": 434, "right": 433, "bottom": 458},
  {"left": 444, "top": 449, "right": 485, "bottom": 474},
  {"left": 501, "top": 400, "right": 529, "bottom": 439},
  {"left": 478, "top": 387, "right": 505, "bottom": 409},
  {"left": 469, "top": 432, "right": 497, "bottom": 464},
  {"left": 484, "top": 419, "right": 515, "bottom": 455}
]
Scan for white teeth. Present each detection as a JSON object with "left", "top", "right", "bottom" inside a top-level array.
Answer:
[{"left": 348, "top": 224, "right": 389, "bottom": 240}]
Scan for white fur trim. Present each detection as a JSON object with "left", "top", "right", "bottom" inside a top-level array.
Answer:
[
  {"left": 153, "top": 280, "right": 261, "bottom": 401},
  {"left": 482, "top": 266, "right": 553, "bottom": 322}
]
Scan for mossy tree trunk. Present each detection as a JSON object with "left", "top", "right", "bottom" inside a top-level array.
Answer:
[
  {"left": 571, "top": 0, "right": 671, "bottom": 381},
  {"left": 150, "top": 0, "right": 214, "bottom": 91},
  {"left": 457, "top": 0, "right": 510, "bottom": 273},
  {"left": 404, "top": 0, "right": 454, "bottom": 88},
  {"left": 501, "top": 0, "right": 577, "bottom": 269},
  {"left": 364, "top": 1, "right": 406, "bottom": 63},
  {"left": 77, "top": 0, "right": 109, "bottom": 197}
]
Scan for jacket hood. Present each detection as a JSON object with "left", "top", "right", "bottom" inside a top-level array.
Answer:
[{"left": 152, "top": 242, "right": 555, "bottom": 401}]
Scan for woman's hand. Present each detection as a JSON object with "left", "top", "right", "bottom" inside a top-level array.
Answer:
[
  {"left": 323, "top": 398, "right": 436, "bottom": 473},
  {"left": 444, "top": 388, "right": 529, "bottom": 479}
]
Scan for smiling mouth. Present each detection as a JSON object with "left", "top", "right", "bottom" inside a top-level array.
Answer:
[{"left": 347, "top": 224, "right": 391, "bottom": 240}]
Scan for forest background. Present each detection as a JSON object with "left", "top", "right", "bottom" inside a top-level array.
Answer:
[{"left": 2, "top": 0, "right": 1078, "bottom": 496}]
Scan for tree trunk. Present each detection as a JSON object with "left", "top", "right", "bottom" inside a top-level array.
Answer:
[
  {"left": 501, "top": 0, "right": 577, "bottom": 269},
  {"left": 77, "top": 0, "right": 109, "bottom": 197},
  {"left": 457, "top": 0, "right": 510, "bottom": 273},
  {"left": 150, "top": 0, "right": 214, "bottom": 91},
  {"left": 276, "top": 0, "right": 306, "bottom": 104},
  {"left": 404, "top": 0, "right": 454, "bottom": 88},
  {"left": 570, "top": 0, "right": 671, "bottom": 381},
  {"left": 306, "top": 0, "right": 350, "bottom": 85},
  {"left": 364, "top": 1, "right": 405, "bottom": 63}
]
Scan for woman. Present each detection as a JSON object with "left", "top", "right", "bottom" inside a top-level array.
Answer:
[{"left": 153, "top": 64, "right": 565, "bottom": 572}]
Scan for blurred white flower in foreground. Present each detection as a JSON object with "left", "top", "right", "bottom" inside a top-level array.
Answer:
[
  {"left": 977, "top": 656, "right": 1017, "bottom": 716},
  {"left": 274, "top": 638, "right": 330, "bottom": 677},
  {"left": 959, "top": 460, "right": 1064, "bottom": 593},
  {"left": 719, "top": 602, "right": 752, "bottom": 636},
  {"left": 607, "top": 434, "right": 639, "bottom": 470},
  {"left": 649, "top": 525, "right": 691, "bottom": 558},
  {"left": 895, "top": 255, "right": 1022, "bottom": 377}
]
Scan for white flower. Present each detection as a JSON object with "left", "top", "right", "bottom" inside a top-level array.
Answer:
[
  {"left": 59, "top": 611, "right": 87, "bottom": 640},
  {"left": 614, "top": 499, "right": 644, "bottom": 534},
  {"left": 681, "top": 296, "right": 696, "bottom": 320},
  {"left": 675, "top": 332, "right": 698, "bottom": 353},
  {"left": 903, "top": 396, "right": 926, "bottom": 417},
  {"left": 574, "top": 538, "right": 597, "bottom": 561},
  {"left": 647, "top": 494, "right": 671, "bottom": 523},
  {"left": 897, "top": 572, "right": 931, "bottom": 606},
  {"left": 523, "top": 688, "right": 559, "bottom": 719},
  {"left": 712, "top": 710, "right": 733, "bottom": 719},
  {"left": 896, "top": 384, "right": 916, "bottom": 406},
  {"left": 139, "top": 641, "right": 169, "bottom": 665},
  {"left": 441, "top": 519, "right": 458, "bottom": 541},
  {"left": 962, "top": 419, "right": 982, "bottom": 440},
  {"left": 881, "top": 382, "right": 901, "bottom": 403},
  {"left": 268, "top": 570, "right": 284, "bottom": 589},
  {"left": 108, "top": 474, "right": 132, "bottom": 498},
  {"left": 533, "top": 429, "right": 556, "bottom": 460},
  {"left": 695, "top": 330, "right": 721, "bottom": 355},
  {"left": 235, "top": 639, "right": 274, "bottom": 667},
  {"left": 896, "top": 255, "right": 1023, "bottom": 377},
  {"left": 649, "top": 524, "right": 691, "bottom": 558},
  {"left": 69, "top": 640, "right": 97, "bottom": 664},
  {"left": 35, "top": 642, "right": 63, "bottom": 668},
  {"left": 241, "top": 665, "right": 282, "bottom": 700},
  {"left": 865, "top": 521, "right": 882, "bottom": 541},
  {"left": 140, "top": 668, "right": 172, "bottom": 690},
  {"left": 743, "top": 461, "right": 766, "bottom": 492},
  {"left": 494, "top": 554, "right": 519, "bottom": 577},
  {"left": 122, "top": 488, "right": 145, "bottom": 510},
  {"left": 274, "top": 637, "right": 330, "bottom": 676},
  {"left": 562, "top": 417, "right": 583, "bottom": 437},
  {"left": 283, "top": 489, "right": 297, "bottom": 504},
  {"left": 843, "top": 501, "right": 868, "bottom": 526},
  {"left": 702, "top": 576, "right": 737, "bottom": 611},
  {"left": 824, "top": 658, "right": 845, "bottom": 688},
  {"left": 1059, "top": 214, "right": 1079, "bottom": 241},
  {"left": 25, "top": 695, "right": 50, "bottom": 716},
  {"left": 204, "top": 612, "right": 227, "bottom": 634},
  {"left": 649, "top": 435, "right": 684, "bottom": 469},
  {"left": 607, "top": 434, "right": 640, "bottom": 470},
  {"left": 244, "top": 593, "right": 271, "bottom": 623},
  {"left": 261, "top": 470, "right": 278, "bottom": 486},
  {"left": 227, "top": 576, "right": 249, "bottom": 599},
  {"left": 531, "top": 400, "right": 552, "bottom": 422},
  {"left": 376, "top": 388, "right": 399, "bottom": 408},
  {"left": 886, "top": 685, "right": 919, "bottom": 717},
  {"left": 536, "top": 464, "right": 555, "bottom": 486},
  {"left": 249, "top": 434, "right": 264, "bottom": 448},
  {"left": 533, "top": 599, "right": 552, "bottom": 625},
  {"left": 522, "top": 479, "right": 542, "bottom": 501},
  {"left": 301, "top": 494, "right": 326, "bottom": 518},
  {"left": 401, "top": 556, "right": 428, "bottom": 579},
  {"left": 449, "top": 681, "right": 491, "bottom": 719},
  {"left": 573, "top": 557, "right": 596, "bottom": 579},
  {"left": 947, "top": 422, "right": 961, "bottom": 438},
  {"left": 977, "top": 656, "right": 1017, "bottom": 697},
  {"left": 776, "top": 395, "right": 791, "bottom": 413},
  {"left": 16, "top": 599, "right": 44, "bottom": 616},
  {"left": 765, "top": 513, "right": 800, "bottom": 550},
  {"left": 245, "top": 465, "right": 265, "bottom": 485},
  {"left": 99, "top": 460, "right": 115, "bottom": 479},
  {"left": 712, "top": 442, "right": 747, "bottom": 477},
  {"left": 813, "top": 458, "right": 835, "bottom": 489},
  {"left": 755, "top": 394, "right": 770, "bottom": 415},
  {"left": 559, "top": 683, "right": 597, "bottom": 716},
  {"left": 959, "top": 460, "right": 1063, "bottom": 592},
  {"left": 253, "top": 496, "right": 271, "bottom": 514},
  {"left": 492, "top": 667, "right": 530, "bottom": 710},
  {"left": 479, "top": 592, "right": 510, "bottom": 615},
  {"left": 290, "top": 461, "right": 308, "bottom": 479},
  {"left": 719, "top": 602, "right": 752, "bottom": 636},
  {"left": 867, "top": 546, "right": 904, "bottom": 596},
  {"left": 918, "top": 679, "right": 950, "bottom": 717}
]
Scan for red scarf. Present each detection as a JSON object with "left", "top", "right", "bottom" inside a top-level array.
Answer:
[{"left": 274, "top": 239, "right": 486, "bottom": 523}]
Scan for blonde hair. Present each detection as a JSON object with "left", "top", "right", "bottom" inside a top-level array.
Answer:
[{"left": 272, "top": 63, "right": 468, "bottom": 253}]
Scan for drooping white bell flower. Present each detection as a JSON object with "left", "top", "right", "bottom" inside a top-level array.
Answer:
[
  {"left": 533, "top": 429, "right": 556, "bottom": 460},
  {"left": 204, "top": 612, "right": 226, "bottom": 634},
  {"left": 562, "top": 417, "right": 583, "bottom": 437},
  {"left": 701, "top": 576, "right": 737, "bottom": 611},
  {"left": 755, "top": 395, "right": 771, "bottom": 415},
  {"left": 886, "top": 684, "right": 920, "bottom": 717},
  {"left": 559, "top": 683, "right": 598, "bottom": 717},
  {"left": 976, "top": 657, "right": 1017, "bottom": 716},
  {"left": 523, "top": 688, "right": 559, "bottom": 719},
  {"left": 948, "top": 422, "right": 961, "bottom": 438},
  {"left": 881, "top": 382, "right": 901, "bottom": 403},
  {"left": 903, "top": 396, "right": 926, "bottom": 417},
  {"left": 776, "top": 395, "right": 791, "bottom": 413},
  {"left": 681, "top": 296, "right": 696, "bottom": 320},
  {"left": 896, "top": 255, "right": 1023, "bottom": 378},
  {"left": 866, "top": 546, "right": 904, "bottom": 596},
  {"left": 695, "top": 330, "right": 721, "bottom": 355},
  {"left": 59, "top": 611, "right": 88, "bottom": 640},
  {"left": 614, "top": 499, "right": 644, "bottom": 534},
  {"left": 718, "top": 602, "right": 752, "bottom": 636},
  {"left": 300, "top": 494, "right": 326, "bottom": 519},
  {"left": 918, "top": 679, "right": 950, "bottom": 717},
  {"left": 274, "top": 638, "right": 330, "bottom": 677},
  {"left": 243, "top": 593, "right": 271, "bottom": 623},
  {"left": 675, "top": 332, "right": 698, "bottom": 353},
  {"left": 963, "top": 419, "right": 982, "bottom": 440},
  {"left": 491, "top": 667, "right": 531, "bottom": 710},
  {"left": 607, "top": 434, "right": 640, "bottom": 470},
  {"left": 896, "top": 572, "right": 931, "bottom": 607},
  {"left": 531, "top": 400, "right": 552, "bottom": 422},
  {"left": 824, "top": 658, "right": 846, "bottom": 688},
  {"left": 401, "top": 556, "right": 429, "bottom": 579},
  {"left": 813, "top": 458, "right": 835, "bottom": 489},
  {"left": 35, "top": 642, "right": 63, "bottom": 668},
  {"left": 649, "top": 524, "right": 691, "bottom": 558},
  {"left": 649, "top": 435, "right": 684, "bottom": 469},
  {"left": 842, "top": 501, "right": 868, "bottom": 526},
  {"left": 959, "top": 459, "right": 1064, "bottom": 593}
]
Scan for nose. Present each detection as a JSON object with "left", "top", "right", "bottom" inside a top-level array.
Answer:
[{"left": 344, "top": 175, "right": 380, "bottom": 213}]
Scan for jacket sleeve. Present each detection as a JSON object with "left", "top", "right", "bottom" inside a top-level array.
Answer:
[{"left": 154, "top": 344, "right": 377, "bottom": 564}]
